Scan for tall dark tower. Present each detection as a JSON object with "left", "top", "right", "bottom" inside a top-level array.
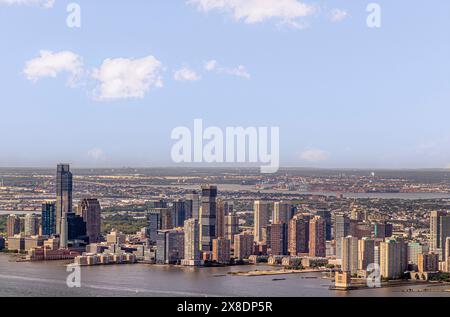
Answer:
[
  {"left": 56, "top": 164, "right": 73, "bottom": 246},
  {"left": 200, "top": 185, "right": 217, "bottom": 252}
]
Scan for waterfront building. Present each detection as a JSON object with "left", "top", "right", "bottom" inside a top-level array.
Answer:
[
  {"left": 7, "top": 214, "right": 21, "bottom": 237},
  {"left": 358, "top": 237, "right": 375, "bottom": 271},
  {"left": 288, "top": 214, "right": 309, "bottom": 255},
  {"left": 335, "top": 272, "right": 352, "bottom": 289},
  {"left": 380, "top": 239, "right": 403, "bottom": 279},
  {"left": 212, "top": 237, "right": 231, "bottom": 264},
  {"left": 67, "top": 212, "right": 87, "bottom": 242},
  {"left": 200, "top": 185, "right": 217, "bottom": 252},
  {"left": 182, "top": 218, "right": 202, "bottom": 266},
  {"left": 253, "top": 200, "right": 271, "bottom": 244},
  {"left": 341, "top": 236, "right": 359, "bottom": 275},
  {"left": 156, "top": 229, "right": 184, "bottom": 264},
  {"left": 234, "top": 232, "right": 254, "bottom": 260},
  {"left": 56, "top": 164, "right": 72, "bottom": 243},
  {"left": 24, "top": 236, "right": 45, "bottom": 250},
  {"left": 334, "top": 214, "right": 350, "bottom": 259},
  {"left": 7, "top": 235, "right": 25, "bottom": 251},
  {"left": 309, "top": 216, "right": 326, "bottom": 258},
  {"left": 77, "top": 198, "right": 102, "bottom": 243},
  {"left": 268, "top": 223, "right": 288, "bottom": 256},
  {"left": 418, "top": 253, "right": 439, "bottom": 273},
  {"left": 42, "top": 202, "right": 56, "bottom": 236}
]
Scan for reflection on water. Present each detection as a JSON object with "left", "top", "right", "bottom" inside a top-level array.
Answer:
[{"left": 1, "top": 255, "right": 449, "bottom": 297}]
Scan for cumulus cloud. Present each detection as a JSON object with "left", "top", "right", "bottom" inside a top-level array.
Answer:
[
  {"left": 188, "top": 0, "right": 315, "bottom": 25},
  {"left": 330, "top": 9, "right": 348, "bottom": 22},
  {"left": 300, "top": 148, "right": 329, "bottom": 162},
  {"left": 174, "top": 66, "right": 201, "bottom": 82},
  {"left": 23, "top": 50, "right": 83, "bottom": 86},
  {"left": 0, "top": 0, "right": 55, "bottom": 8},
  {"left": 204, "top": 59, "right": 250, "bottom": 79},
  {"left": 92, "top": 55, "right": 163, "bottom": 100}
]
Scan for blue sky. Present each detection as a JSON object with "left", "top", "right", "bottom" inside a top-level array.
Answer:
[{"left": 0, "top": 0, "right": 450, "bottom": 169}]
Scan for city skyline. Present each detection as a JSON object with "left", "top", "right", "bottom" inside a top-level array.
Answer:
[{"left": 1, "top": 1, "right": 450, "bottom": 169}]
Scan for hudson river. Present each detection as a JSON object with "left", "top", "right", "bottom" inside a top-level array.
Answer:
[{"left": 1, "top": 255, "right": 450, "bottom": 297}]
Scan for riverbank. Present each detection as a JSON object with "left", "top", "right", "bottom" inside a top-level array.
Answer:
[{"left": 229, "top": 268, "right": 322, "bottom": 276}]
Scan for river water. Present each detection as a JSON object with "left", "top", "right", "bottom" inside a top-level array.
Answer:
[{"left": 1, "top": 254, "right": 449, "bottom": 297}]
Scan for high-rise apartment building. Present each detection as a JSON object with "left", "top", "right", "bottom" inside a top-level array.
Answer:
[
  {"left": 380, "top": 239, "right": 404, "bottom": 279},
  {"left": 429, "top": 210, "right": 450, "bottom": 259},
  {"left": 445, "top": 237, "right": 450, "bottom": 272},
  {"left": 41, "top": 202, "right": 56, "bottom": 236},
  {"left": 288, "top": 214, "right": 309, "bottom": 255},
  {"left": 254, "top": 200, "right": 271, "bottom": 244},
  {"left": 200, "top": 185, "right": 217, "bottom": 252},
  {"left": 182, "top": 218, "right": 201, "bottom": 266},
  {"left": 212, "top": 237, "right": 231, "bottom": 264},
  {"left": 234, "top": 233, "right": 254, "bottom": 260},
  {"left": 224, "top": 214, "right": 239, "bottom": 245},
  {"left": 7, "top": 214, "right": 21, "bottom": 237},
  {"left": 156, "top": 229, "right": 184, "bottom": 264},
  {"left": 334, "top": 214, "right": 350, "bottom": 259},
  {"left": 147, "top": 210, "right": 161, "bottom": 244},
  {"left": 309, "top": 216, "right": 326, "bottom": 258},
  {"left": 358, "top": 237, "right": 375, "bottom": 271},
  {"left": 186, "top": 191, "right": 200, "bottom": 221},
  {"left": 418, "top": 253, "right": 439, "bottom": 273},
  {"left": 316, "top": 209, "right": 332, "bottom": 240},
  {"left": 273, "top": 201, "right": 294, "bottom": 225},
  {"left": 172, "top": 199, "right": 186, "bottom": 228},
  {"left": 341, "top": 236, "right": 359, "bottom": 275},
  {"left": 77, "top": 198, "right": 102, "bottom": 243},
  {"left": 24, "top": 213, "right": 39, "bottom": 236},
  {"left": 268, "top": 223, "right": 288, "bottom": 256}
]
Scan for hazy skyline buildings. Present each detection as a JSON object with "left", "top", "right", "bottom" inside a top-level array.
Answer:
[
  {"left": 200, "top": 185, "right": 217, "bottom": 252},
  {"left": 56, "top": 164, "right": 72, "bottom": 248},
  {"left": 77, "top": 198, "right": 102, "bottom": 243}
]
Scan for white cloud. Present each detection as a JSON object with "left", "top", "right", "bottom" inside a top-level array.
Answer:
[
  {"left": 204, "top": 59, "right": 218, "bottom": 71},
  {"left": 23, "top": 50, "right": 83, "bottom": 86},
  {"left": 188, "top": 0, "right": 315, "bottom": 25},
  {"left": 223, "top": 65, "right": 250, "bottom": 79},
  {"left": 0, "top": 0, "right": 55, "bottom": 8},
  {"left": 300, "top": 148, "right": 329, "bottom": 162},
  {"left": 87, "top": 148, "right": 105, "bottom": 161},
  {"left": 174, "top": 66, "right": 201, "bottom": 82},
  {"left": 92, "top": 55, "right": 163, "bottom": 100},
  {"left": 204, "top": 59, "right": 250, "bottom": 79},
  {"left": 330, "top": 9, "right": 348, "bottom": 22}
]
